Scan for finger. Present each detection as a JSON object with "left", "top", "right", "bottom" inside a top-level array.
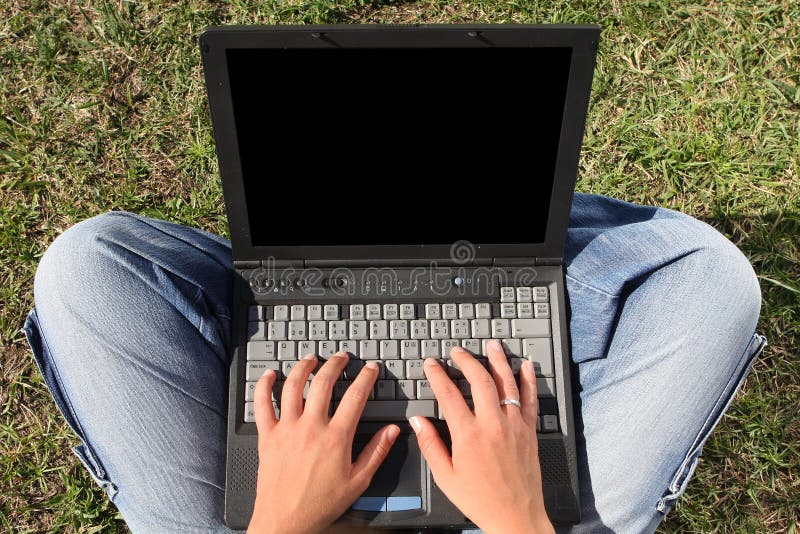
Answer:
[
  {"left": 332, "top": 360, "right": 381, "bottom": 433},
  {"left": 519, "top": 359, "right": 540, "bottom": 428},
  {"left": 450, "top": 346, "right": 502, "bottom": 418},
  {"left": 280, "top": 354, "right": 318, "bottom": 421},
  {"left": 351, "top": 424, "right": 401, "bottom": 491},
  {"left": 409, "top": 416, "right": 454, "bottom": 489},
  {"left": 254, "top": 369, "right": 278, "bottom": 433},
  {"left": 304, "top": 352, "right": 350, "bottom": 419},
  {"left": 422, "top": 358, "right": 471, "bottom": 427},
  {"left": 485, "top": 340, "right": 521, "bottom": 418}
]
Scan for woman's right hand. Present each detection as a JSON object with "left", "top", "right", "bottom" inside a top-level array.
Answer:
[{"left": 409, "top": 341, "right": 555, "bottom": 534}]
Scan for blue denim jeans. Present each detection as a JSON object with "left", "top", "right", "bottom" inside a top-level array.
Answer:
[{"left": 23, "top": 194, "right": 765, "bottom": 533}]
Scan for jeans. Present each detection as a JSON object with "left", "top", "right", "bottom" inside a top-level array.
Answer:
[{"left": 23, "top": 194, "right": 765, "bottom": 533}]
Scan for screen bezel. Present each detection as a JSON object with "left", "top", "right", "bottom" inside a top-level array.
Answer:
[{"left": 200, "top": 25, "right": 599, "bottom": 263}]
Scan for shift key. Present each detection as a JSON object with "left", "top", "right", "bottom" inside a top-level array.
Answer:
[{"left": 511, "top": 319, "right": 551, "bottom": 338}]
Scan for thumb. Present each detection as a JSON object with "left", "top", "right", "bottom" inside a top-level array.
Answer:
[
  {"left": 409, "top": 416, "right": 454, "bottom": 487},
  {"left": 351, "top": 424, "right": 401, "bottom": 485}
]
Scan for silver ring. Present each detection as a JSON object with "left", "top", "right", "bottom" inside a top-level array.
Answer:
[{"left": 500, "top": 398, "right": 521, "bottom": 408}]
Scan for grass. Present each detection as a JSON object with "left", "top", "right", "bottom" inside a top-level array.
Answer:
[{"left": 1, "top": 0, "right": 798, "bottom": 532}]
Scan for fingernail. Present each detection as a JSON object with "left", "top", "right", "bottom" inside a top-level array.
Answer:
[
  {"left": 489, "top": 339, "right": 502, "bottom": 350},
  {"left": 366, "top": 361, "right": 379, "bottom": 370},
  {"left": 261, "top": 369, "right": 275, "bottom": 380},
  {"left": 409, "top": 416, "right": 422, "bottom": 433},
  {"left": 450, "top": 346, "right": 465, "bottom": 356},
  {"left": 302, "top": 353, "right": 317, "bottom": 360},
  {"left": 335, "top": 351, "right": 349, "bottom": 359},
  {"left": 387, "top": 425, "right": 400, "bottom": 441},
  {"left": 423, "top": 357, "right": 438, "bottom": 367}
]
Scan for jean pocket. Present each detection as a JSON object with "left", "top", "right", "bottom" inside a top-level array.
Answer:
[
  {"left": 22, "top": 308, "right": 118, "bottom": 500},
  {"left": 656, "top": 333, "right": 766, "bottom": 513}
]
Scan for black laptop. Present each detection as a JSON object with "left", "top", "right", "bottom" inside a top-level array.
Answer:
[{"left": 200, "top": 24, "right": 598, "bottom": 530}]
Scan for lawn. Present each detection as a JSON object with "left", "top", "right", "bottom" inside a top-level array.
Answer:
[{"left": 1, "top": 0, "right": 798, "bottom": 532}]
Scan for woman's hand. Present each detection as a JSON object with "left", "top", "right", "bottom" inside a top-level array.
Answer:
[
  {"left": 410, "top": 341, "right": 555, "bottom": 534},
  {"left": 248, "top": 353, "right": 400, "bottom": 534}
]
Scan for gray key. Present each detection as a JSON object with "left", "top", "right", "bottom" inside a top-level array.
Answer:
[
  {"left": 329, "top": 320, "right": 347, "bottom": 340},
  {"left": 401, "top": 340, "right": 420, "bottom": 359},
  {"left": 277, "top": 341, "right": 296, "bottom": 361},
  {"left": 508, "top": 357, "right": 524, "bottom": 375},
  {"left": 324, "top": 305, "right": 339, "bottom": 320},
  {"left": 350, "top": 304, "right": 365, "bottom": 320},
  {"left": 406, "top": 360, "right": 425, "bottom": 379},
  {"left": 471, "top": 319, "right": 491, "bottom": 339},
  {"left": 317, "top": 340, "right": 338, "bottom": 358},
  {"left": 383, "top": 304, "right": 398, "bottom": 320},
  {"left": 431, "top": 320, "right": 450, "bottom": 339},
  {"left": 542, "top": 414, "right": 558, "bottom": 432},
  {"left": 370, "top": 320, "right": 388, "bottom": 339},
  {"left": 339, "top": 340, "right": 358, "bottom": 358},
  {"left": 244, "top": 401, "right": 256, "bottom": 423},
  {"left": 461, "top": 339, "right": 480, "bottom": 355},
  {"left": 274, "top": 305, "right": 289, "bottom": 321},
  {"left": 417, "top": 380, "right": 435, "bottom": 399},
  {"left": 517, "top": 303, "right": 534, "bottom": 318},
  {"left": 376, "top": 380, "right": 395, "bottom": 400},
  {"left": 501, "top": 338, "right": 522, "bottom": 357},
  {"left": 523, "top": 338, "right": 554, "bottom": 377},
  {"left": 245, "top": 381, "right": 257, "bottom": 401},
  {"left": 491, "top": 319, "right": 511, "bottom": 338},
  {"left": 411, "top": 320, "right": 429, "bottom": 339},
  {"left": 248, "top": 306, "right": 262, "bottom": 322},
  {"left": 451, "top": 319, "right": 470, "bottom": 339},
  {"left": 344, "top": 359, "right": 364, "bottom": 379},
  {"left": 359, "top": 340, "right": 379, "bottom": 360},
  {"left": 390, "top": 320, "right": 409, "bottom": 339},
  {"left": 425, "top": 303, "right": 441, "bottom": 319},
  {"left": 475, "top": 303, "right": 492, "bottom": 319},
  {"left": 458, "top": 303, "right": 474, "bottom": 319},
  {"left": 441, "top": 339, "right": 460, "bottom": 358},
  {"left": 308, "top": 321, "right": 327, "bottom": 340},
  {"left": 298, "top": 340, "right": 316, "bottom": 358},
  {"left": 534, "top": 303, "right": 551, "bottom": 319},
  {"left": 442, "top": 303, "right": 458, "bottom": 319},
  {"left": 247, "top": 340, "right": 276, "bottom": 360},
  {"left": 533, "top": 287, "right": 549, "bottom": 302},
  {"left": 366, "top": 304, "right": 382, "bottom": 320},
  {"left": 500, "top": 287, "right": 515, "bottom": 302},
  {"left": 290, "top": 305, "right": 305, "bottom": 320},
  {"left": 288, "top": 321, "right": 307, "bottom": 340},
  {"left": 516, "top": 287, "right": 533, "bottom": 303},
  {"left": 349, "top": 320, "right": 368, "bottom": 340},
  {"left": 246, "top": 360, "right": 280, "bottom": 381},
  {"left": 500, "top": 303, "right": 517, "bottom": 318},
  {"left": 446, "top": 360, "right": 463, "bottom": 379},
  {"left": 268, "top": 321, "right": 287, "bottom": 341},
  {"left": 248, "top": 321, "right": 266, "bottom": 340},
  {"left": 359, "top": 400, "right": 437, "bottom": 421},
  {"left": 282, "top": 360, "right": 300, "bottom": 379},
  {"left": 511, "top": 319, "right": 551, "bottom": 338},
  {"left": 307, "top": 305, "right": 323, "bottom": 320},
  {"left": 421, "top": 339, "right": 440, "bottom": 357},
  {"left": 380, "top": 340, "right": 399, "bottom": 359},
  {"left": 537, "top": 378, "right": 556, "bottom": 397},
  {"left": 396, "top": 380, "right": 416, "bottom": 400},
  {"left": 400, "top": 304, "right": 415, "bottom": 319},
  {"left": 384, "top": 360, "right": 405, "bottom": 380}
]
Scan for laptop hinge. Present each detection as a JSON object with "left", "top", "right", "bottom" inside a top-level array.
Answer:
[
  {"left": 233, "top": 259, "right": 306, "bottom": 269},
  {"left": 306, "top": 258, "right": 492, "bottom": 268},
  {"left": 492, "top": 257, "right": 563, "bottom": 266}
]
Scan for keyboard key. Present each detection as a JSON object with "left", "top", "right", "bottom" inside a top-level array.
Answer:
[
  {"left": 288, "top": 321, "right": 307, "bottom": 340},
  {"left": 290, "top": 305, "right": 305, "bottom": 320},
  {"left": 384, "top": 360, "right": 405, "bottom": 380},
  {"left": 245, "top": 381, "right": 257, "bottom": 401},
  {"left": 268, "top": 321, "right": 287, "bottom": 341},
  {"left": 516, "top": 287, "right": 532, "bottom": 303},
  {"left": 396, "top": 380, "right": 416, "bottom": 400},
  {"left": 333, "top": 381, "right": 350, "bottom": 400},
  {"left": 244, "top": 401, "right": 256, "bottom": 423},
  {"left": 380, "top": 340, "right": 399, "bottom": 359},
  {"left": 534, "top": 303, "right": 551, "bottom": 319},
  {"left": 511, "top": 319, "right": 550, "bottom": 338},
  {"left": 537, "top": 377, "right": 556, "bottom": 397},
  {"left": 517, "top": 302, "right": 534, "bottom": 318},
  {"left": 383, "top": 304, "right": 398, "bottom": 320},
  {"left": 400, "top": 304, "right": 415, "bottom": 319},
  {"left": 431, "top": 320, "right": 450, "bottom": 339},
  {"left": 339, "top": 340, "right": 358, "bottom": 358},
  {"left": 370, "top": 320, "right": 388, "bottom": 339},
  {"left": 406, "top": 360, "right": 425, "bottom": 380},
  {"left": 500, "top": 303, "right": 517, "bottom": 318},
  {"left": 376, "top": 380, "right": 395, "bottom": 400},
  {"left": 475, "top": 303, "right": 492, "bottom": 319},
  {"left": 446, "top": 360, "right": 463, "bottom": 379},
  {"left": 451, "top": 319, "right": 470, "bottom": 339},
  {"left": 307, "top": 305, "right": 322, "bottom": 320},
  {"left": 457, "top": 379, "right": 471, "bottom": 398},
  {"left": 281, "top": 360, "right": 301, "bottom": 379},
  {"left": 359, "top": 400, "right": 436, "bottom": 420},
  {"left": 471, "top": 319, "right": 491, "bottom": 339},
  {"left": 390, "top": 320, "right": 409, "bottom": 339},
  {"left": 317, "top": 340, "right": 337, "bottom": 358},
  {"left": 411, "top": 320, "right": 429, "bottom": 339},
  {"left": 298, "top": 340, "right": 315, "bottom": 358},
  {"left": 500, "top": 287, "right": 516, "bottom": 302},
  {"left": 523, "top": 338, "right": 554, "bottom": 377},
  {"left": 421, "top": 339, "right": 440, "bottom": 357},
  {"left": 501, "top": 338, "right": 522, "bottom": 357},
  {"left": 542, "top": 414, "right": 558, "bottom": 432},
  {"left": 350, "top": 304, "right": 365, "bottom": 320},
  {"left": 344, "top": 360, "right": 364, "bottom": 379},
  {"left": 247, "top": 340, "right": 276, "bottom": 360},
  {"left": 461, "top": 339, "right": 480, "bottom": 355},
  {"left": 508, "top": 357, "right": 524, "bottom": 375},
  {"left": 277, "top": 341, "right": 296, "bottom": 361},
  {"left": 491, "top": 319, "right": 511, "bottom": 338},
  {"left": 248, "top": 321, "right": 266, "bottom": 340},
  {"left": 324, "top": 305, "right": 339, "bottom": 320},
  {"left": 425, "top": 303, "right": 441, "bottom": 319},
  {"left": 533, "top": 287, "right": 549, "bottom": 302},
  {"left": 359, "top": 340, "right": 379, "bottom": 360},
  {"left": 417, "top": 380, "right": 435, "bottom": 399},
  {"left": 401, "top": 340, "right": 420, "bottom": 359},
  {"left": 441, "top": 339, "right": 459, "bottom": 358},
  {"left": 458, "top": 303, "right": 474, "bottom": 319},
  {"left": 349, "top": 320, "right": 368, "bottom": 340},
  {"left": 442, "top": 304, "right": 458, "bottom": 319},
  {"left": 246, "top": 361, "right": 280, "bottom": 381},
  {"left": 329, "top": 320, "right": 347, "bottom": 340},
  {"left": 366, "top": 304, "right": 382, "bottom": 320},
  {"left": 308, "top": 321, "right": 327, "bottom": 340}
]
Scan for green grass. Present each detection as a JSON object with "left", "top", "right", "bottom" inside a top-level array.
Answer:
[{"left": 1, "top": 0, "right": 798, "bottom": 532}]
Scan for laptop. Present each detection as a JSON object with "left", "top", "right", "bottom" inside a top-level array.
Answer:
[{"left": 200, "top": 24, "right": 599, "bottom": 530}]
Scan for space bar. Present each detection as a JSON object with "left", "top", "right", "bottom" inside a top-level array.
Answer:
[{"left": 359, "top": 400, "right": 437, "bottom": 421}]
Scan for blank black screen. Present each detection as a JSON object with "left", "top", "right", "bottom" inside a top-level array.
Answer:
[{"left": 226, "top": 47, "right": 571, "bottom": 246}]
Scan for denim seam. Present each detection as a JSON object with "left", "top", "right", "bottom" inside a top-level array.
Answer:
[{"left": 565, "top": 273, "right": 619, "bottom": 298}]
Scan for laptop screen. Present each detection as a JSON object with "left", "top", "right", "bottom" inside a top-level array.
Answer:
[{"left": 226, "top": 47, "right": 572, "bottom": 247}]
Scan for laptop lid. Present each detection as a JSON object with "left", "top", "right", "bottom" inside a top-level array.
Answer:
[{"left": 201, "top": 25, "right": 599, "bottom": 266}]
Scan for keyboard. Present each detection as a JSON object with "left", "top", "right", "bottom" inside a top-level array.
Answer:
[{"left": 242, "top": 286, "right": 559, "bottom": 433}]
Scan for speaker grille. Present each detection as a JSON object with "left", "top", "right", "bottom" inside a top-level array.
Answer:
[
  {"left": 539, "top": 439, "right": 571, "bottom": 486},
  {"left": 229, "top": 447, "right": 258, "bottom": 492}
]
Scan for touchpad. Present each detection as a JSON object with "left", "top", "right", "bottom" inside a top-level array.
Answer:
[{"left": 353, "top": 433, "right": 422, "bottom": 501}]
